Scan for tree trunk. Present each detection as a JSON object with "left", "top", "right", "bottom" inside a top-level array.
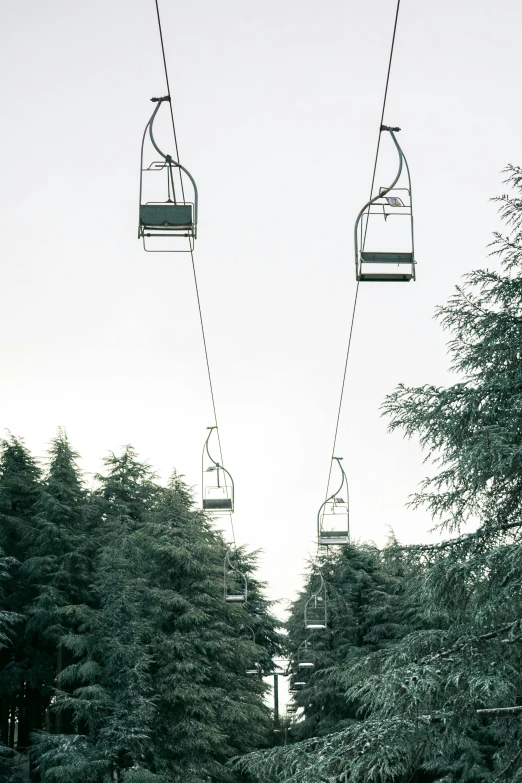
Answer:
[{"left": 0, "top": 696, "right": 9, "bottom": 745}]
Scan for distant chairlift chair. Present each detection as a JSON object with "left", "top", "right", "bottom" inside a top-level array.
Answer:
[
  {"left": 224, "top": 547, "right": 248, "bottom": 603},
  {"left": 244, "top": 626, "right": 261, "bottom": 675},
  {"left": 202, "top": 426, "right": 234, "bottom": 512},
  {"left": 317, "top": 456, "right": 350, "bottom": 546},
  {"left": 355, "top": 125, "right": 415, "bottom": 282},
  {"left": 304, "top": 574, "right": 327, "bottom": 630},
  {"left": 297, "top": 638, "right": 315, "bottom": 670}
]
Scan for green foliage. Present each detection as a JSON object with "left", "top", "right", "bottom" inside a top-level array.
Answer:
[
  {"left": 285, "top": 544, "right": 412, "bottom": 742},
  {"left": 235, "top": 169, "right": 522, "bottom": 783},
  {"left": 0, "top": 434, "right": 280, "bottom": 782}
]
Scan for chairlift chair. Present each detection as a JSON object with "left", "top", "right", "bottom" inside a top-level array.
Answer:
[
  {"left": 304, "top": 574, "right": 327, "bottom": 630},
  {"left": 224, "top": 547, "right": 248, "bottom": 603},
  {"left": 318, "top": 457, "right": 350, "bottom": 546},
  {"left": 202, "top": 426, "right": 234, "bottom": 512},
  {"left": 139, "top": 96, "right": 198, "bottom": 252},
  {"left": 297, "top": 637, "right": 315, "bottom": 669},
  {"left": 355, "top": 125, "right": 415, "bottom": 282},
  {"left": 243, "top": 625, "right": 261, "bottom": 675}
]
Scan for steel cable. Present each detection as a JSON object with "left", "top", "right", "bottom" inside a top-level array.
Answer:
[
  {"left": 323, "top": 0, "right": 402, "bottom": 512},
  {"left": 153, "top": 0, "right": 235, "bottom": 545}
]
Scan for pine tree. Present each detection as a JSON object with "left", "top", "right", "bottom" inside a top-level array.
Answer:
[
  {"left": 34, "top": 447, "right": 160, "bottom": 782},
  {"left": 129, "top": 473, "right": 280, "bottom": 783},
  {"left": 0, "top": 435, "right": 42, "bottom": 757},
  {"left": 21, "top": 430, "right": 93, "bottom": 740}
]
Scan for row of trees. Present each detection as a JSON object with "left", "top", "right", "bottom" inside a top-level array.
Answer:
[
  {"left": 0, "top": 435, "right": 281, "bottom": 782},
  {"left": 235, "top": 167, "right": 522, "bottom": 782}
]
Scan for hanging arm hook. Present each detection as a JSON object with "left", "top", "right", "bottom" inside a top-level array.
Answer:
[{"left": 317, "top": 457, "right": 348, "bottom": 531}]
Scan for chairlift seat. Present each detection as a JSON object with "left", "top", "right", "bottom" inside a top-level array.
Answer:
[
  {"left": 306, "top": 623, "right": 326, "bottom": 630},
  {"left": 140, "top": 204, "right": 193, "bottom": 228},
  {"left": 319, "top": 531, "right": 349, "bottom": 546},
  {"left": 298, "top": 662, "right": 314, "bottom": 669},
  {"left": 226, "top": 594, "right": 246, "bottom": 602},
  {"left": 359, "top": 251, "right": 414, "bottom": 282},
  {"left": 204, "top": 498, "right": 233, "bottom": 510},
  {"left": 360, "top": 251, "right": 413, "bottom": 264}
]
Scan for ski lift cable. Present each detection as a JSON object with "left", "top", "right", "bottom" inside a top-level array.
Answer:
[
  {"left": 153, "top": 0, "right": 184, "bottom": 200},
  {"left": 191, "top": 251, "right": 236, "bottom": 546},
  {"left": 153, "top": 0, "right": 235, "bottom": 545},
  {"left": 322, "top": 0, "right": 402, "bottom": 507}
]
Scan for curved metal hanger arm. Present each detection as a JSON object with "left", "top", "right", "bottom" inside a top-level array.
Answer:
[
  {"left": 353, "top": 125, "right": 407, "bottom": 268},
  {"left": 317, "top": 457, "right": 347, "bottom": 528},
  {"left": 148, "top": 99, "right": 172, "bottom": 162},
  {"left": 204, "top": 426, "right": 218, "bottom": 467}
]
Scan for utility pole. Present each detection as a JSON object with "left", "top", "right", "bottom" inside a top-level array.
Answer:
[{"left": 273, "top": 673, "right": 281, "bottom": 745}]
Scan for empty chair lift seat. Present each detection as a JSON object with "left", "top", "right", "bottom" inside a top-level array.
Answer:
[
  {"left": 359, "top": 251, "right": 414, "bottom": 282},
  {"left": 226, "top": 592, "right": 246, "bottom": 602},
  {"left": 319, "top": 530, "right": 349, "bottom": 545},
  {"left": 140, "top": 204, "right": 193, "bottom": 229},
  {"left": 203, "top": 497, "right": 233, "bottom": 511}
]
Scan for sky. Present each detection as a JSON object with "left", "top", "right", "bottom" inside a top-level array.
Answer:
[{"left": 1, "top": 0, "right": 521, "bottom": 633}]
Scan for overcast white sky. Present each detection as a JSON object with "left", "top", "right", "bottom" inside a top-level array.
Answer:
[{"left": 1, "top": 0, "right": 521, "bottom": 621}]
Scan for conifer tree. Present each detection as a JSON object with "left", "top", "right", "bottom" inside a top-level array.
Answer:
[
  {"left": 139, "top": 474, "right": 279, "bottom": 783},
  {"left": 22, "top": 430, "right": 93, "bottom": 738},
  {"left": 0, "top": 435, "right": 42, "bottom": 754},
  {"left": 35, "top": 447, "right": 160, "bottom": 782}
]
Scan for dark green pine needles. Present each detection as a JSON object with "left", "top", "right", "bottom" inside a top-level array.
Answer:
[
  {"left": 235, "top": 168, "right": 522, "bottom": 783},
  {"left": 0, "top": 436, "right": 282, "bottom": 782}
]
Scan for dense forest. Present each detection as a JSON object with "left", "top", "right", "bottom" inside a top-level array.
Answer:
[
  {"left": 235, "top": 168, "right": 522, "bottom": 782},
  {"left": 2, "top": 166, "right": 521, "bottom": 783},
  {"left": 0, "top": 436, "right": 281, "bottom": 781}
]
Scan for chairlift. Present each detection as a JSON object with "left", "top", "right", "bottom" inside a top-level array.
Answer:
[
  {"left": 224, "top": 547, "right": 248, "bottom": 603},
  {"left": 304, "top": 573, "right": 327, "bottom": 630},
  {"left": 243, "top": 625, "right": 261, "bottom": 675},
  {"left": 318, "top": 457, "right": 350, "bottom": 546},
  {"left": 202, "top": 426, "right": 234, "bottom": 512},
  {"left": 297, "top": 637, "right": 315, "bottom": 669},
  {"left": 355, "top": 125, "right": 415, "bottom": 282},
  {"left": 139, "top": 96, "right": 198, "bottom": 252}
]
